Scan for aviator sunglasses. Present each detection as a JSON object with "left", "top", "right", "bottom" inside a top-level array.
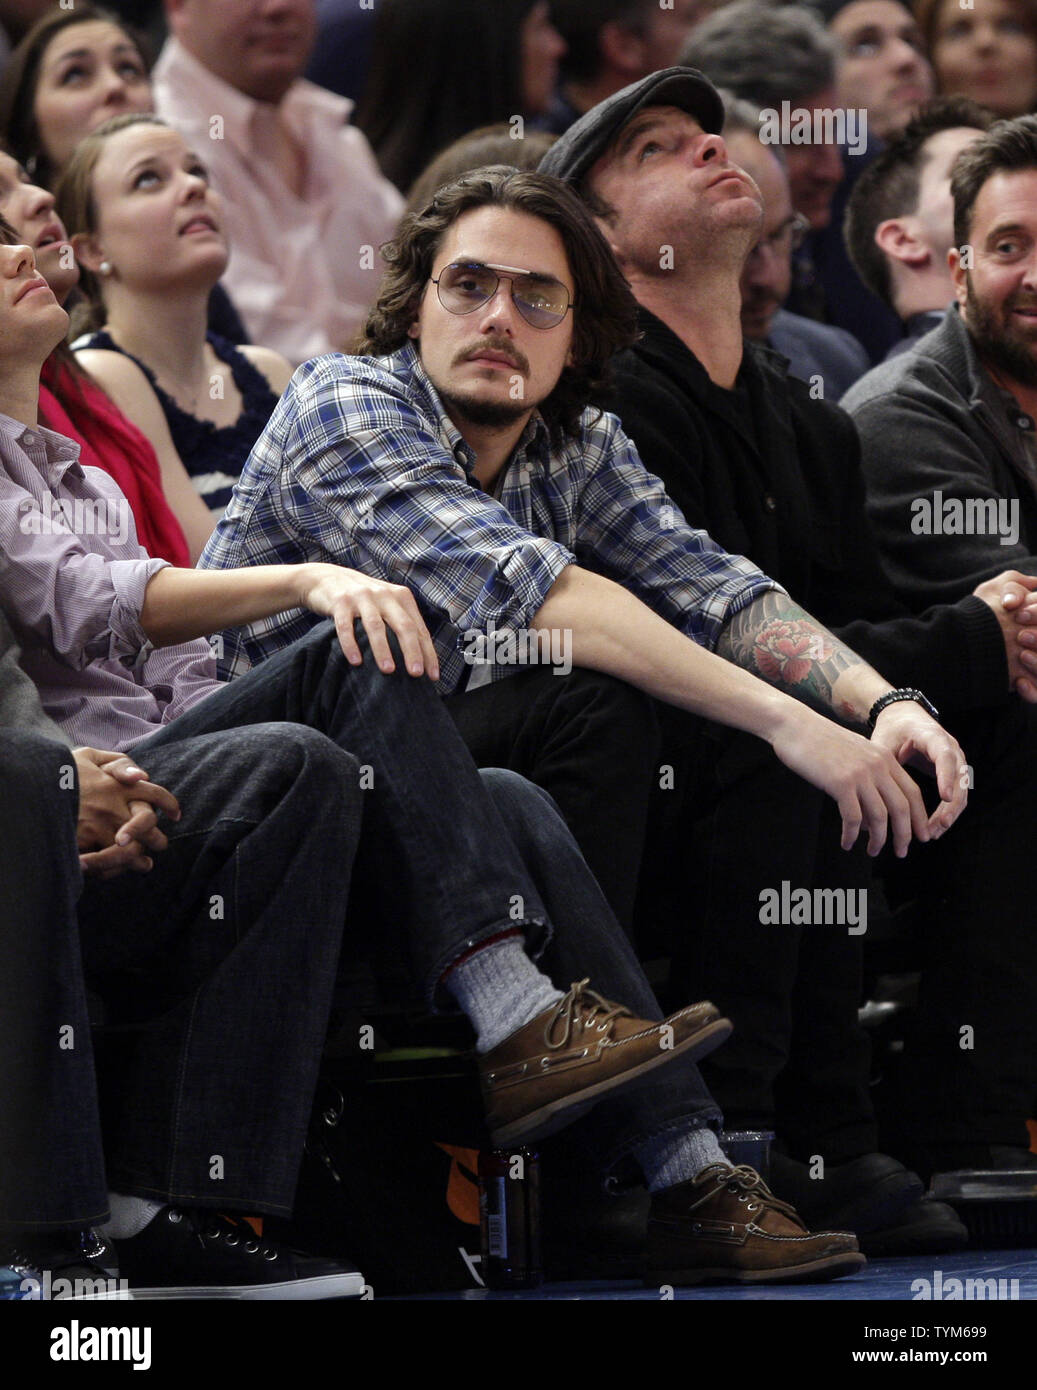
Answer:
[{"left": 430, "top": 260, "right": 574, "bottom": 329}]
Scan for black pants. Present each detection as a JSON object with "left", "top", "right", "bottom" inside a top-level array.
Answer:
[
  {"left": 444, "top": 666, "right": 659, "bottom": 932},
  {"left": 638, "top": 707, "right": 877, "bottom": 1164},
  {"left": 879, "top": 698, "right": 1037, "bottom": 1152}
]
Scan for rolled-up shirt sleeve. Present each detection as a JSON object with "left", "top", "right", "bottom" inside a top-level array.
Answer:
[
  {"left": 281, "top": 359, "right": 576, "bottom": 635},
  {"left": 0, "top": 469, "right": 168, "bottom": 669},
  {"left": 573, "top": 415, "right": 784, "bottom": 649}
]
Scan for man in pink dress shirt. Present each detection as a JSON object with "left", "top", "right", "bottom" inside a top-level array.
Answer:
[{"left": 154, "top": 0, "right": 404, "bottom": 365}]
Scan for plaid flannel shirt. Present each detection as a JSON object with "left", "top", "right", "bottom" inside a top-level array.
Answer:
[{"left": 200, "top": 343, "right": 782, "bottom": 692}]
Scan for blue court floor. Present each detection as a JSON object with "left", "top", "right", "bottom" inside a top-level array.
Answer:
[{"left": 391, "top": 1247, "right": 1037, "bottom": 1299}]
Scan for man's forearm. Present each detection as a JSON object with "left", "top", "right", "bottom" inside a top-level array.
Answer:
[
  {"left": 138, "top": 564, "right": 312, "bottom": 646},
  {"left": 532, "top": 567, "right": 802, "bottom": 744},
  {"left": 715, "top": 591, "right": 892, "bottom": 725}
]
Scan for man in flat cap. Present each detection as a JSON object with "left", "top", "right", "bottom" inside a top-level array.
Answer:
[{"left": 542, "top": 64, "right": 1037, "bottom": 1242}]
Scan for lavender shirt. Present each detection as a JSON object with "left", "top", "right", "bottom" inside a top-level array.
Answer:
[{"left": 0, "top": 412, "right": 221, "bottom": 750}]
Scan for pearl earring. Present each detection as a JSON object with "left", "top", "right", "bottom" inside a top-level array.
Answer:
[{"left": 99, "top": 261, "right": 112, "bottom": 276}]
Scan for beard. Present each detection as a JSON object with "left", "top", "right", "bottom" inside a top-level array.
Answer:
[
  {"left": 433, "top": 386, "right": 535, "bottom": 429},
  {"left": 965, "top": 276, "right": 1037, "bottom": 388}
]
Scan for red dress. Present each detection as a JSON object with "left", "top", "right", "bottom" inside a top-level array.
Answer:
[{"left": 39, "top": 358, "right": 191, "bottom": 567}]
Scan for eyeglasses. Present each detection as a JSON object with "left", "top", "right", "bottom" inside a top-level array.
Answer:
[
  {"left": 430, "top": 261, "right": 574, "bottom": 329},
  {"left": 747, "top": 212, "right": 811, "bottom": 264}
]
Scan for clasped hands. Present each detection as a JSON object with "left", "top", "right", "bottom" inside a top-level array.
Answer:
[
  {"left": 74, "top": 747, "right": 180, "bottom": 880},
  {"left": 973, "top": 569, "right": 1037, "bottom": 701}
]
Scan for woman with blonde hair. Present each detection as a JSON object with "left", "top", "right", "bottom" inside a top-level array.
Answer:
[{"left": 57, "top": 113, "right": 293, "bottom": 531}]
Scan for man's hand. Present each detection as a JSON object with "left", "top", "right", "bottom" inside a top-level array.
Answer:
[
  {"left": 301, "top": 564, "right": 440, "bottom": 680},
  {"left": 73, "top": 748, "right": 180, "bottom": 880},
  {"left": 769, "top": 702, "right": 965, "bottom": 858},
  {"left": 868, "top": 701, "right": 969, "bottom": 840},
  {"left": 973, "top": 569, "right": 1037, "bottom": 700}
]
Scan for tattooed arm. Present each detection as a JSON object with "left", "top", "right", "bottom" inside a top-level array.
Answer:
[
  {"left": 717, "top": 592, "right": 968, "bottom": 828},
  {"left": 715, "top": 591, "right": 891, "bottom": 726}
]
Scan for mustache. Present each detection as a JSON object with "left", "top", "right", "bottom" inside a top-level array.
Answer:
[{"left": 454, "top": 336, "right": 529, "bottom": 373}]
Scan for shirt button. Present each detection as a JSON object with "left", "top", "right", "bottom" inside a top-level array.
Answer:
[{"left": 763, "top": 494, "right": 778, "bottom": 513}]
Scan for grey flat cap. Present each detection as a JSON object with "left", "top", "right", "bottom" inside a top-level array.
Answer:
[{"left": 538, "top": 66, "right": 725, "bottom": 186}]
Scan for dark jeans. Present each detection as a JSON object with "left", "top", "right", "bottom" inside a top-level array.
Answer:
[
  {"left": 637, "top": 709, "right": 877, "bottom": 1164},
  {"left": 140, "top": 624, "right": 720, "bottom": 1179},
  {"left": 444, "top": 666, "right": 659, "bottom": 932},
  {"left": 1, "top": 731, "right": 106, "bottom": 1232},
  {"left": 0, "top": 723, "right": 359, "bottom": 1229},
  {"left": 474, "top": 771, "right": 722, "bottom": 1184}
]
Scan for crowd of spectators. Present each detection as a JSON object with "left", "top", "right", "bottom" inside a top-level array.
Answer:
[{"left": 1, "top": 0, "right": 1036, "bottom": 1302}]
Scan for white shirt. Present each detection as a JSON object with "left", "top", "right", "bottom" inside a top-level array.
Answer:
[{"left": 153, "top": 38, "right": 404, "bottom": 365}]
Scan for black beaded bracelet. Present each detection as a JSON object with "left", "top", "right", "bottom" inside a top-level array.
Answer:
[{"left": 866, "top": 688, "right": 939, "bottom": 734}]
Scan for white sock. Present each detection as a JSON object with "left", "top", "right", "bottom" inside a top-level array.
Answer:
[
  {"left": 99, "top": 1192, "right": 163, "bottom": 1241},
  {"left": 636, "top": 1126, "right": 729, "bottom": 1193},
  {"left": 443, "top": 934, "right": 563, "bottom": 1053}
]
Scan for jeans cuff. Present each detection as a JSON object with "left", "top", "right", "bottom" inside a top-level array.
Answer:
[
  {"left": 597, "top": 1106, "right": 724, "bottom": 1189},
  {"left": 428, "top": 914, "right": 552, "bottom": 1012}
]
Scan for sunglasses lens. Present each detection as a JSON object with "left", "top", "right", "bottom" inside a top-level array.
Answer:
[
  {"left": 438, "top": 263, "right": 496, "bottom": 312},
  {"left": 513, "top": 278, "right": 568, "bottom": 329}
]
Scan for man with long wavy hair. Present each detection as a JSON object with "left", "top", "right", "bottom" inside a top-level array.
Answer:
[{"left": 203, "top": 159, "right": 966, "bottom": 928}]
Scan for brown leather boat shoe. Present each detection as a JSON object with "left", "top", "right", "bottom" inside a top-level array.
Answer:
[
  {"left": 645, "top": 1163, "right": 866, "bottom": 1286},
  {"left": 478, "top": 979, "right": 732, "bottom": 1146}
]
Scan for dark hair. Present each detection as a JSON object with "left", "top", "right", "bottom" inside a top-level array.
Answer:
[
  {"left": 354, "top": 0, "right": 540, "bottom": 194},
  {"left": 358, "top": 166, "right": 639, "bottom": 440},
  {"left": 0, "top": 3, "right": 152, "bottom": 193},
  {"left": 405, "top": 122, "right": 557, "bottom": 216},
  {"left": 844, "top": 96, "right": 993, "bottom": 307},
  {"left": 550, "top": 0, "right": 655, "bottom": 84},
  {"left": 952, "top": 113, "right": 1037, "bottom": 250},
  {"left": 681, "top": 0, "right": 835, "bottom": 109},
  {"left": 0, "top": 196, "right": 89, "bottom": 402}
]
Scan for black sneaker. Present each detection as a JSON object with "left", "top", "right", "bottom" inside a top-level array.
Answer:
[
  {"left": 115, "top": 1209, "right": 364, "bottom": 1300},
  {"left": 0, "top": 1228, "right": 122, "bottom": 1299}
]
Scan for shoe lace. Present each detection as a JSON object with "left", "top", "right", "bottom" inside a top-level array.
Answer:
[
  {"left": 544, "top": 979, "right": 633, "bottom": 1049},
  {"left": 687, "top": 1164, "right": 802, "bottom": 1223}
]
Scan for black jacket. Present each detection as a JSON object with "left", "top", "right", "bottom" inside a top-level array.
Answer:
[{"left": 607, "top": 308, "right": 1008, "bottom": 714}]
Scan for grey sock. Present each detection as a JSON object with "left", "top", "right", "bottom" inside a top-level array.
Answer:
[
  {"left": 636, "top": 1126, "right": 729, "bottom": 1193},
  {"left": 99, "top": 1192, "right": 163, "bottom": 1241},
  {"left": 444, "top": 934, "right": 563, "bottom": 1053}
]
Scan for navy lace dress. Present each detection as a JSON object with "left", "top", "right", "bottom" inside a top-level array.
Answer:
[{"left": 80, "top": 330, "right": 280, "bottom": 516}]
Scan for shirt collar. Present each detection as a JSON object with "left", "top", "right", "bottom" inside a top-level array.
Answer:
[
  {"left": 0, "top": 410, "right": 82, "bottom": 483},
  {"left": 391, "top": 341, "right": 552, "bottom": 474},
  {"left": 635, "top": 304, "right": 755, "bottom": 397},
  {"left": 158, "top": 37, "right": 353, "bottom": 155}
]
